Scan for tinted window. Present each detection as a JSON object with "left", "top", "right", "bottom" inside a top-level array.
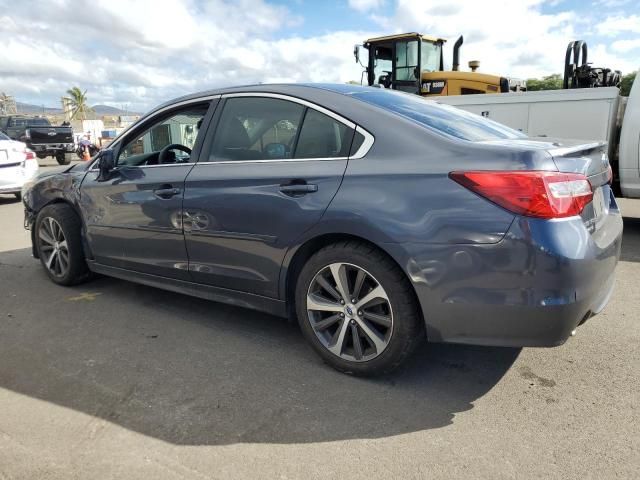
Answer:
[
  {"left": 349, "top": 130, "right": 365, "bottom": 156},
  {"left": 294, "top": 109, "right": 353, "bottom": 159},
  {"left": 349, "top": 89, "right": 526, "bottom": 141},
  {"left": 27, "top": 118, "right": 50, "bottom": 126},
  {"left": 210, "top": 97, "right": 304, "bottom": 161},
  {"left": 0, "top": 131, "right": 9, "bottom": 141},
  {"left": 9, "top": 118, "right": 25, "bottom": 127}
]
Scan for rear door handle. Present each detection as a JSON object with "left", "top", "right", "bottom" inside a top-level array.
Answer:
[
  {"left": 154, "top": 186, "right": 181, "bottom": 199},
  {"left": 279, "top": 183, "right": 318, "bottom": 195}
]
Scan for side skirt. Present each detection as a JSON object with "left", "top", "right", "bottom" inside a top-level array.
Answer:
[{"left": 87, "top": 261, "right": 288, "bottom": 318}]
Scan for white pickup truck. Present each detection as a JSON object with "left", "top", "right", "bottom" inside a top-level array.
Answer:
[{"left": 437, "top": 74, "right": 640, "bottom": 198}]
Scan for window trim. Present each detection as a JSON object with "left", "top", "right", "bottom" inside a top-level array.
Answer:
[
  {"left": 197, "top": 92, "right": 374, "bottom": 164},
  {"left": 89, "top": 95, "right": 220, "bottom": 170}
]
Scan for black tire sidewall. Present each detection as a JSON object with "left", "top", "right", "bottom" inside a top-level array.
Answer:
[
  {"left": 295, "top": 242, "right": 422, "bottom": 376},
  {"left": 35, "top": 204, "right": 88, "bottom": 286}
]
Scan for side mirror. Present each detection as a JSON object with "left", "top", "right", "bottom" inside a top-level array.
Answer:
[
  {"left": 96, "top": 149, "right": 115, "bottom": 182},
  {"left": 354, "top": 44, "right": 360, "bottom": 64}
]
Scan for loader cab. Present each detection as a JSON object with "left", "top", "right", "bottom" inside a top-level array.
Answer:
[{"left": 361, "top": 33, "right": 445, "bottom": 94}]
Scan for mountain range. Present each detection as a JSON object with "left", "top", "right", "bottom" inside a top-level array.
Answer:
[{"left": 14, "top": 102, "right": 138, "bottom": 116}]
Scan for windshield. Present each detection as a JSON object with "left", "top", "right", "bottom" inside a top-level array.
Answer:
[
  {"left": 421, "top": 41, "right": 441, "bottom": 72},
  {"left": 349, "top": 88, "right": 526, "bottom": 142}
]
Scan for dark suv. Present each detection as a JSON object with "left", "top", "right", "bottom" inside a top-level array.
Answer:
[{"left": 22, "top": 84, "right": 622, "bottom": 375}]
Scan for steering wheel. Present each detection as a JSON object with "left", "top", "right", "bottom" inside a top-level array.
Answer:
[{"left": 157, "top": 144, "right": 192, "bottom": 164}]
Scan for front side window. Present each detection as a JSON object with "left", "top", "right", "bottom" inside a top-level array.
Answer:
[
  {"left": 210, "top": 97, "right": 354, "bottom": 161},
  {"left": 118, "top": 104, "right": 209, "bottom": 166},
  {"left": 395, "top": 40, "right": 419, "bottom": 81}
]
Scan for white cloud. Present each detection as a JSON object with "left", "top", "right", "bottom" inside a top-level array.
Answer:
[
  {"left": 0, "top": 0, "right": 637, "bottom": 112},
  {"left": 348, "top": 0, "right": 385, "bottom": 12},
  {"left": 596, "top": 15, "right": 640, "bottom": 36},
  {"left": 611, "top": 38, "right": 640, "bottom": 52}
]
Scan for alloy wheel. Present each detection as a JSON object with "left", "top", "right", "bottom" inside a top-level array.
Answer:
[
  {"left": 38, "top": 217, "right": 70, "bottom": 277},
  {"left": 306, "top": 262, "right": 393, "bottom": 362}
]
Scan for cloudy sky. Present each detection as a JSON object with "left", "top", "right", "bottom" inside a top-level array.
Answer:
[{"left": 0, "top": 0, "right": 638, "bottom": 112}]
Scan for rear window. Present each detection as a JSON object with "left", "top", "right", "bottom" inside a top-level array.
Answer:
[
  {"left": 27, "top": 118, "right": 50, "bottom": 126},
  {"left": 349, "top": 88, "right": 526, "bottom": 142},
  {"left": 0, "top": 131, "right": 9, "bottom": 141}
]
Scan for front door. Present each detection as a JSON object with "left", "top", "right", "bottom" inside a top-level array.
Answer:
[
  {"left": 183, "top": 95, "right": 356, "bottom": 298},
  {"left": 393, "top": 39, "right": 421, "bottom": 94},
  {"left": 79, "top": 101, "right": 214, "bottom": 279}
]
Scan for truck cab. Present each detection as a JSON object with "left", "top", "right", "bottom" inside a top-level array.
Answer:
[{"left": 357, "top": 32, "right": 512, "bottom": 96}]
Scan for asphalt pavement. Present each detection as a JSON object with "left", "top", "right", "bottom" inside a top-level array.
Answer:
[{"left": 0, "top": 163, "right": 638, "bottom": 479}]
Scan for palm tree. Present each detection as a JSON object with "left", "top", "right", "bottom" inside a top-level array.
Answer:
[{"left": 66, "top": 86, "right": 94, "bottom": 120}]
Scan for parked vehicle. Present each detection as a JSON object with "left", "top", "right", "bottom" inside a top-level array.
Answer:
[
  {"left": 0, "top": 132, "right": 39, "bottom": 199},
  {"left": 0, "top": 115, "right": 74, "bottom": 165},
  {"left": 22, "top": 84, "right": 622, "bottom": 375}
]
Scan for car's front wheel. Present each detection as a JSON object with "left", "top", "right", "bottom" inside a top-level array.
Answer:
[
  {"left": 35, "top": 204, "right": 90, "bottom": 286},
  {"left": 295, "top": 241, "right": 424, "bottom": 376}
]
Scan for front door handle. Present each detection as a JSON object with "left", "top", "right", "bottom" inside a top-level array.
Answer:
[
  {"left": 279, "top": 183, "right": 318, "bottom": 196},
  {"left": 154, "top": 186, "right": 181, "bottom": 199}
]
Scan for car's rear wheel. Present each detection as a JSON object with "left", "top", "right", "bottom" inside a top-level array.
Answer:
[
  {"left": 295, "top": 241, "right": 424, "bottom": 376},
  {"left": 35, "top": 204, "right": 90, "bottom": 286}
]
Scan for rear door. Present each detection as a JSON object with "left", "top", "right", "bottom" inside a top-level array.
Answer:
[
  {"left": 79, "top": 99, "right": 216, "bottom": 279},
  {"left": 182, "top": 94, "right": 355, "bottom": 298}
]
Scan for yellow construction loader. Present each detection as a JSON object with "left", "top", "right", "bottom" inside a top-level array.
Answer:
[{"left": 354, "top": 32, "right": 524, "bottom": 96}]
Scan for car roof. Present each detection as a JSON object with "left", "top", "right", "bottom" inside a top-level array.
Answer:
[{"left": 151, "top": 83, "right": 378, "bottom": 114}]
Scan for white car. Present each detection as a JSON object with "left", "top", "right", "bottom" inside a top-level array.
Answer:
[{"left": 0, "top": 132, "right": 39, "bottom": 200}]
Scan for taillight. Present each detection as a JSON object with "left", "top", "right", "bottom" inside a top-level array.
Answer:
[
  {"left": 449, "top": 171, "right": 593, "bottom": 219},
  {"left": 24, "top": 149, "right": 36, "bottom": 160},
  {"left": 607, "top": 165, "right": 613, "bottom": 184}
]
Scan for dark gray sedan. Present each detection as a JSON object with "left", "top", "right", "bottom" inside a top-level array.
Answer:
[{"left": 22, "top": 84, "right": 623, "bottom": 375}]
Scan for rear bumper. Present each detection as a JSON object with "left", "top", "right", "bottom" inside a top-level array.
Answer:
[
  {"left": 386, "top": 197, "right": 623, "bottom": 347},
  {"left": 29, "top": 144, "right": 75, "bottom": 153}
]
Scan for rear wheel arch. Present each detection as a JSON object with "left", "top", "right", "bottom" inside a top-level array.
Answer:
[{"left": 283, "top": 233, "right": 422, "bottom": 324}]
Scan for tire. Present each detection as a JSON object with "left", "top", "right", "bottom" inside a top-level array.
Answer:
[
  {"left": 295, "top": 241, "right": 424, "bottom": 376},
  {"left": 35, "top": 204, "right": 90, "bottom": 286},
  {"left": 55, "top": 152, "right": 71, "bottom": 165},
  {"left": 14, "top": 192, "right": 21, "bottom": 201}
]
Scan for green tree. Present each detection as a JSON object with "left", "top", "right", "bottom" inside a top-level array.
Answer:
[
  {"left": 65, "top": 86, "right": 93, "bottom": 120},
  {"left": 526, "top": 74, "right": 563, "bottom": 91},
  {"left": 620, "top": 72, "right": 636, "bottom": 96}
]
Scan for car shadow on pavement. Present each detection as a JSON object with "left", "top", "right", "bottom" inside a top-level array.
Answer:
[{"left": 0, "top": 247, "right": 520, "bottom": 445}]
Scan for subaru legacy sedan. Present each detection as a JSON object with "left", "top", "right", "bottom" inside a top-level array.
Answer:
[{"left": 22, "top": 84, "right": 622, "bottom": 376}]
